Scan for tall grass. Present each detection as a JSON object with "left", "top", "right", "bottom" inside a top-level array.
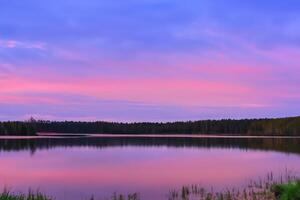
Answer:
[
  {"left": 109, "top": 192, "right": 139, "bottom": 200},
  {"left": 167, "top": 172, "right": 299, "bottom": 200},
  {"left": 0, "top": 190, "right": 51, "bottom": 200},
  {"left": 0, "top": 173, "right": 298, "bottom": 200}
]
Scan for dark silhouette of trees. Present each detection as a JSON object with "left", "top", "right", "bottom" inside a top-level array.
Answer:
[
  {"left": 0, "top": 121, "right": 36, "bottom": 136},
  {"left": 1, "top": 116, "right": 299, "bottom": 136}
]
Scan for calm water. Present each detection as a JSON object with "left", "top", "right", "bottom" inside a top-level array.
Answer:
[{"left": 0, "top": 134, "right": 300, "bottom": 200}]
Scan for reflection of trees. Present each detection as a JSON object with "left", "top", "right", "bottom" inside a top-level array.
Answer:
[{"left": 0, "top": 137, "right": 299, "bottom": 155}]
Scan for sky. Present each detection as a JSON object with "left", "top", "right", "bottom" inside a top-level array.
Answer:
[{"left": 0, "top": 0, "right": 300, "bottom": 122}]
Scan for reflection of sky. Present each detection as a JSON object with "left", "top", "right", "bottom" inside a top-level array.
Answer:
[
  {"left": 0, "top": 147, "right": 299, "bottom": 200},
  {"left": 1, "top": 0, "right": 300, "bottom": 121}
]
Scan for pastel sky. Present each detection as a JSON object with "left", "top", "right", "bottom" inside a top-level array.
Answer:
[{"left": 0, "top": 0, "right": 300, "bottom": 122}]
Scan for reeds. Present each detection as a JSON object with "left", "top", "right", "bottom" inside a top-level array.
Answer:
[
  {"left": 0, "top": 172, "right": 298, "bottom": 200},
  {"left": 167, "top": 172, "right": 298, "bottom": 200},
  {"left": 110, "top": 192, "right": 139, "bottom": 200},
  {"left": 0, "top": 190, "right": 52, "bottom": 200}
]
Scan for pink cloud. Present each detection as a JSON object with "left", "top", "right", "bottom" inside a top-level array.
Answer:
[
  {"left": 0, "top": 39, "right": 45, "bottom": 49},
  {"left": 0, "top": 74, "right": 267, "bottom": 107},
  {"left": 1, "top": 43, "right": 298, "bottom": 112},
  {"left": 0, "top": 94, "right": 62, "bottom": 105}
]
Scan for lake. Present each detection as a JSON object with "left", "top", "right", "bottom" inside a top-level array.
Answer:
[{"left": 0, "top": 134, "right": 299, "bottom": 200}]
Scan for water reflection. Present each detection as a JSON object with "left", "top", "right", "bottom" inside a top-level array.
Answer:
[
  {"left": 0, "top": 136, "right": 299, "bottom": 155},
  {"left": 0, "top": 136, "right": 299, "bottom": 200}
]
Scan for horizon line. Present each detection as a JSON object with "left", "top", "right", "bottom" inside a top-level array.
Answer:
[{"left": 2, "top": 115, "right": 299, "bottom": 124}]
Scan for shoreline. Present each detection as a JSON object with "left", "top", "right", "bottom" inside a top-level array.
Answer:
[{"left": 1, "top": 133, "right": 300, "bottom": 140}]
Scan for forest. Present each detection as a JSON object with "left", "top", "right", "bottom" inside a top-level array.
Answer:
[
  {"left": 0, "top": 121, "right": 36, "bottom": 136},
  {"left": 1, "top": 116, "right": 299, "bottom": 136}
]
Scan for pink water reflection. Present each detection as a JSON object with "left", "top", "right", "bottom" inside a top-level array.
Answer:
[{"left": 0, "top": 146, "right": 300, "bottom": 200}]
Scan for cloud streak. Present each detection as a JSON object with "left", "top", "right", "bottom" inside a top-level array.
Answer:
[{"left": 0, "top": 39, "right": 45, "bottom": 49}]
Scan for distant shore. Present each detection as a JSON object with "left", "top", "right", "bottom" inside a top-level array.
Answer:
[
  {"left": 1, "top": 116, "right": 300, "bottom": 136},
  {"left": 39, "top": 132, "right": 300, "bottom": 138}
]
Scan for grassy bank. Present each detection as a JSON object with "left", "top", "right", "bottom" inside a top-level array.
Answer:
[
  {"left": 272, "top": 181, "right": 300, "bottom": 200},
  {"left": 0, "top": 182, "right": 300, "bottom": 200},
  {"left": 1, "top": 182, "right": 300, "bottom": 200},
  {"left": 166, "top": 175, "right": 300, "bottom": 200}
]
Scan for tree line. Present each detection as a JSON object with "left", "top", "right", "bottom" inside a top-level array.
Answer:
[
  {"left": 0, "top": 116, "right": 299, "bottom": 136},
  {"left": 0, "top": 121, "right": 36, "bottom": 136}
]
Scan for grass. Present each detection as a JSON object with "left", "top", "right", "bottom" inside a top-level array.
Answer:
[
  {"left": 0, "top": 190, "right": 51, "bottom": 200},
  {"left": 272, "top": 181, "right": 300, "bottom": 200},
  {"left": 166, "top": 172, "right": 299, "bottom": 200},
  {"left": 110, "top": 193, "right": 139, "bottom": 200},
  {"left": 0, "top": 174, "right": 299, "bottom": 200}
]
